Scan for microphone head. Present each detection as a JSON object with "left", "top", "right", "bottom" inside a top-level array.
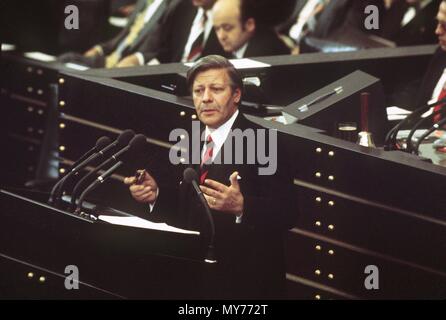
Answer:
[
  {"left": 116, "top": 129, "right": 135, "bottom": 148},
  {"left": 183, "top": 168, "right": 198, "bottom": 184},
  {"left": 128, "top": 134, "right": 147, "bottom": 155},
  {"left": 95, "top": 136, "right": 112, "bottom": 150}
]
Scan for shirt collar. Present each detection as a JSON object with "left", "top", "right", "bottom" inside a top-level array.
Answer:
[
  {"left": 204, "top": 109, "right": 239, "bottom": 150},
  {"left": 233, "top": 43, "right": 249, "bottom": 59}
]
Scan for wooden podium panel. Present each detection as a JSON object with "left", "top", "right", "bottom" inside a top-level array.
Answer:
[{"left": 0, "top": 189, "right": 214, "bottom": 299}]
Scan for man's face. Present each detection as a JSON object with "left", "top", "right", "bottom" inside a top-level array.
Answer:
[
  {"left": 192, "top": 68, "right": 241, "bottom": 129},
  {"left": 213, "top": 0, "right": 255, "bottom": 53},
  {"left": 436, "top": 1, "right": 446, "bottom": 51},
  {"left": 192, "top": 0, "right": 216, "bottom": 10}
]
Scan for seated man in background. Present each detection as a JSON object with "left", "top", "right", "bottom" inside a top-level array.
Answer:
[
  {"left": 392, "top": 1, "right": 446, "bottom": 149},
  {"left": 148, "top": 0, "right": 228, "bottom": 64},
  {"left": 277, "top": 0, "right": 374, "bottom": 53},
  {"left": 417, "top": 1, "right": 446, "bottom": 111},
  {"left": 279, "top": 0, "right": 438, "bottom": 54},
  {"left": 379, "top": 0, "right": 440, "bottom": 46},
  {"left": 124, "top": 55, "right": 298, "bottom": 298},
  {"left": 212, "top": 0, "right": 291, "bottom": 58},
  {"left": 58, "top": 0, "right": 179, "bottom": 68}
]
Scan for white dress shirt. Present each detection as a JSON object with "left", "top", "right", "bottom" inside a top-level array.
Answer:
[
  {"left": 202, "top": 109, "right": 239, "bottom": 162},
  {"left": 401, "top": 0, "right": 432, "bottom": 27},
  {"left": 289, "top": 0, "right": 323, "bottom": 43},
  {"left": 232, "top": 43, "right": 249, "bottom": 59},
  {"left": 429, "top": 68, "right": 446, "bottom": 104}
]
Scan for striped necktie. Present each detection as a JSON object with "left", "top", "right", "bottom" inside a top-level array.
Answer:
[
  {"left": 200, "top": 134, "right": 214, "bottom": 184},
  {"left": 187, "top": 12, "right": 208, "bottom": 62},
  {"left": 434, "top": 86, "right": 446, "bottom": 123}
]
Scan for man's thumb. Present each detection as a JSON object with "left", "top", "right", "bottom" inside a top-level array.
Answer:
[{"left": 230, "top": 171, "right": 240, "bottom": 188}]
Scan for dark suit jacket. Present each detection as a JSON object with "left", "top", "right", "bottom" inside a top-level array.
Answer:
[
  {"left": 279, "top": 0, "right": 380, "bottom": 49},
  {"left": 149, "top": 113, "right": 298, "bottom": 299},
  {"left": 154, "top": 0, "right": 228, "bottom": 63},
  {"left": 416, "top": 47, "right": 446, "bottom": 107},
  {"left": 276, "top": 0, "right": 313, "bottom": 35},
  {"left": 243, "top": 28, "right": 290, "bottom": 58},
  {"left": 99, "top": 0, "right": 177, "bottom": 61},
  {"left": 379, "top": 0, "right": 440, "bottom": 46}
]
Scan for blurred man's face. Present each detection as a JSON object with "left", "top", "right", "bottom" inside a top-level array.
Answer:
[
  {"left": 213, "top": 0, "right": 255, "bottom": 53},
  {"left": 192, "top": 68, "right": 241, "bottom": 129},
  {"left": 192, "top": 0, "right": 216, "bottom": 10},
  {"left": 435, "top": 1, "right": 446, "bottom": 51}
]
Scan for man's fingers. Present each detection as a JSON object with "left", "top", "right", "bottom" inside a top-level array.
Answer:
[
  {"left": 124, "top": 176, "right": 136, "bottom": 185},
  {"left": 130, "top": 185, "right": 152, "bottom": 197},
  {"left": 204, "top": 179, "right": 227, "bottom": 193},
  {"left": 203, "top": 194, "right": 217, "bottom": 208},
  {"left": 200, "top": 185, "right": 222, "bottom": 199},
  {"left": 229, "top": 171, "right": 240, "bottom": 190},
  {"left": 137, "top": 191, "right": 154, "bottom": 201}
]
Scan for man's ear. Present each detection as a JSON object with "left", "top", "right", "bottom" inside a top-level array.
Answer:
[
  {"left": 233, "top": 88, "right": 242, "bottom": 103},
  {"left": 244, "top": 17, "right": 256, "bottom": 33}
]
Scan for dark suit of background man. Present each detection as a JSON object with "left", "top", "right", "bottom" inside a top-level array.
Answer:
[
  {"left": 379, "top": 0, "right": 440, "bottom": 46},
  {"left": 58, "top": 0, "right": 179, "bottom": 68},
  {"left": 388, "top": 1, "right": 446, "bottom": 112},
  {"left": 407, "top": 0, "right": 446, "bottom": 151},
  {"left": 417, "top": 1, "right": 446, "bottom": 109},
  {"left": 148, "top": 0, "right": 228, "bottom": 64},
  {"left": 124, "top": 55, "right": 298, "bottom": 299},
  {"left": 276, "top": 0, "right": 373, "bottom": 53},
  {"left": 211, "top": 0, "right": 290, "bottom": 59}
]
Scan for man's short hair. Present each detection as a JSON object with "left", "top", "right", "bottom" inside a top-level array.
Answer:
[{"left": 186, "top": 55, "right": 243, "bottom": 95}]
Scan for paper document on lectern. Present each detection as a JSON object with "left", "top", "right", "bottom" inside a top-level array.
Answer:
[{"left": 98, "top": 215, "right": 200, "bottom": 235}]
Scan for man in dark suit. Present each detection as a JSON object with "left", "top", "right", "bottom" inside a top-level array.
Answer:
[
  {"left": 379, "top": 0, "right": 440, "bottom": 46},
  {"left": 417, "top": 0, "right": 446, "bottom": 106},
  {"left": 124, "top": 55, "right": 298, "bottom": 299},
  {"left": 150, "top": 0, "right": 228, "bottom": 64},
  {"left": 211, "top": 0, "right": 290, "bottom": 58},
  {"left": 277, "top": 0, "right": 376, "bottom": 53},
  {"left": 58, "top": 0, "right": 178, "bottom": 68},
  {"left": 309, "top": 0, "right": 439, "bottom": 49}
]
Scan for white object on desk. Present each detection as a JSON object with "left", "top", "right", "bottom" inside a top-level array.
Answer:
[
  {"left": 98, "top": 215, "right": 200, "bottom": 235},
  {"left": 23, "top": 52, "right": 56, "bottom": 62}
]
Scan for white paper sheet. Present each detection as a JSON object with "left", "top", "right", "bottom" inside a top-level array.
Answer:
[
  {"left": 184, "top": 58, "right": 270, "bottom": 69},
  {"left": 98, "top": 215, "right": 200, "bottom": 235},
  {"left": 23, "top": 52, "right": 56, "bottom": 62}
]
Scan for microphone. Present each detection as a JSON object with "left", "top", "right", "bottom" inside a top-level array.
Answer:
[
  {"left": 384, "top": 98, "right": 446, "bottom": 150},
  {"left": 412, "top": 117, "right": 446, "bottom": 155},
  {"left": 71, "top": 136, "right": 111, "bottom": 170},
  {"left": 69, "top": 134, "right": 147, "bottom": 211},
  {"left": 71, "top": 134, "right": 147, "bottom": 213},
  {"left": 48, "top": 135, "right": 111, "bottom": 205},
  {"left": 75, "top": 161, "right": 124, "bottom": 214},
  {"left": 49, "top": 129, "right": 135, "bottom": 206},
  {"left": 183, "top": 168, "right": 217, "bottom": 264},
  {"left": 406, "top": 104, "right": 446, "bottom": 153}
]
